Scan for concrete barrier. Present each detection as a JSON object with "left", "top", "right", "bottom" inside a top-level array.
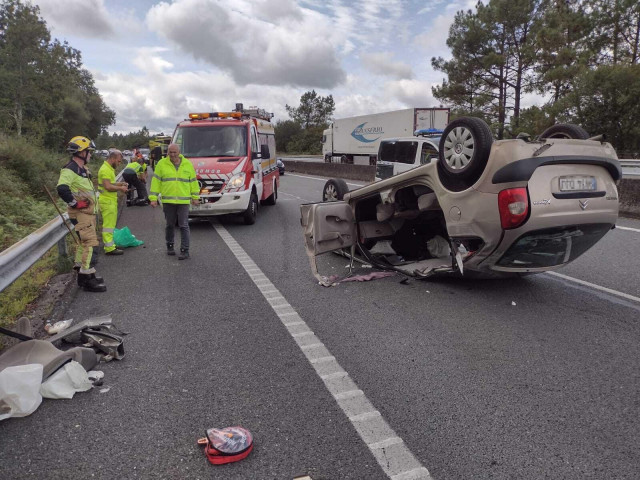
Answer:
[
  {"left": 282, "top": 160, "right": 640, "bottom": 219},
  {"left": 283, "top": 160, "right": 375, "bottom": 182}
]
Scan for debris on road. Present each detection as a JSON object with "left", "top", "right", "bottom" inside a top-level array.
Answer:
[{"left": 198, "top": 426, "right": 254, "bottom": 465}]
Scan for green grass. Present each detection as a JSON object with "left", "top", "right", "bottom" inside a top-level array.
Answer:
[
  {"left": 0, "top": 134, "right": 77, "bottom": 335},
  {"left": 0, "top": 249, "right": 58, "bottom": 336}
]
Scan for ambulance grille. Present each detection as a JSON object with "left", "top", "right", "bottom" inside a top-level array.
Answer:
[{"left": 199, "top": 178, "right": 225, "bottom": 192}]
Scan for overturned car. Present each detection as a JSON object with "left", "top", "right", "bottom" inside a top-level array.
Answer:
[{"left": 301, "top": 117, "right": 621, "bottom": 285}]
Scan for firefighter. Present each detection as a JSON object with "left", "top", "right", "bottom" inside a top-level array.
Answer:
[
  {"left": 97, "top": 149, "right": 129, "bottom": 255},
  {"left": 122, "top": 154, "right": 149, "bottom": 205},
  {"left": 57, "top": 136, "right": 106, "bottom": 292},
  {"left": 149, "top": 143, "right": 199, "bottom": 260}
]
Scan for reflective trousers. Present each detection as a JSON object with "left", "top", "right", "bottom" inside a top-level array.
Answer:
[
  {"left": 68, "top": 208, "right": 99, "bottom": 273},
  {"left": 99, "top": 199, "right": 118, "bottom": 252}
]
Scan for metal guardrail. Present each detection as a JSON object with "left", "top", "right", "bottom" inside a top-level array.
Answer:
[
  {"left": 620, "top": 159, "right": 640, "bottom": 177},
  {"left": 0, "top": 169, "right": 126, "bottom": 294},
  {"left": 0, "top": 215, "right": 71, "bottom": 293}
]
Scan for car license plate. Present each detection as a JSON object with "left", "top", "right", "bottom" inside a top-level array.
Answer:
[
  {"left": 559, "top": 175, "right": 596, "bottom": 192},
  {"left": 192, "top": 203, "right": 213, "bottom": 210}
]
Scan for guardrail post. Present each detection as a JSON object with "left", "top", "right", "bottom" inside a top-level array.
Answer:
[{"left": 56, "top": 236, "right": 72, "bottom": 273}]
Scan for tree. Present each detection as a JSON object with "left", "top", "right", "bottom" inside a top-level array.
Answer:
[
  {"left": 0, "top": 0, "right": 115, "bottom": 149},
  {"left": 274, "top": 120, "right": 302, "bottom": 153},
  {"left": 432, "top": 0, "right": 541, "bottom": 138},
  {"left": 285, "top": 90, "right": 335, "bottom": 129},
  {"left": 555, "top": 64, "right": 640, "bottom": 155}
]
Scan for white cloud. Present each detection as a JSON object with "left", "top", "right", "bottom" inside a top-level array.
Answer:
[
  {"left": 93, "top": 48, "right": 301, "bottom": 133},
  {"left": 384, "top": 79, "right": 439, "bottom": 107},
  {"left": 146, "top": 0, "right": 346, "bottom": 88},
  {"left": 33, "top": 0, "right": 115, "bottom": 38},
  {"left": 361, "top": 52, "right": 414, "bottom": 79}
]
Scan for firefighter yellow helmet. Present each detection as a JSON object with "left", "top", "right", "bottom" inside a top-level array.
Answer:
[{"left": 67, "top": 136, "right": 96, "bottom": 155}]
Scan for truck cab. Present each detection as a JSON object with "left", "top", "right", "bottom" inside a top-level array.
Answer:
[
  {"left": 171, "top": 105, "right": 279, "bottom": 224},
  {"left": 375, "top": 134, "right": 440, "bottom": 180}
]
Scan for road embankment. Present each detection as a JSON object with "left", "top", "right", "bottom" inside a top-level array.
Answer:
[{"left": 281, "top": 160, "right": 640, "bottom": 218}]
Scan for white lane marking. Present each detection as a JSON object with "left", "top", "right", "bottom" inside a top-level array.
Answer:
[
  {"left": 288, "top": 173, "right": 365, "bottom": 188},
  {"left": 616, "top": 225, "right": 640, "bottom": 233},
  {"left": 546, "top": 271, "right": 640, "bottom": 303},
  {"left": 212, "top": 222, "right": 432, "bottom": 480},
  {"left": 279, "top": 191, "right": 314, "bottom": 203}
]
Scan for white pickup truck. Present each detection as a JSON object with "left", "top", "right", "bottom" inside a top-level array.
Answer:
[{"left": 374, "top": 134, "right": 441, "bottom": 180}]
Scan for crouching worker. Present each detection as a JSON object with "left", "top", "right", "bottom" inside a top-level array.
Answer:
[
  {"left": 57, "top": 136, "right": 106, "bottom": 292},
  {"left": 122, "top": 155, "right": 149, "bottom": 205},
  {"left": 98, "top": 149, "right": 129, "bottom": 256}
]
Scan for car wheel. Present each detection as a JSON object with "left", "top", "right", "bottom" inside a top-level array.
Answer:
[
  {"left": 438, "top": 117, "right": 493, "bottom": 192},
  {"left": 322, "top": 178, "right": 349, "bottom": 202},
  {"left": 325, "top": 155, "right": 331, "bottom": 163},
  {"left": 263, "top": 181, "right": 277, "bottom": 206},
  {"left": 243, "top": 192, "right": 258, "bottom": 224},
  {"left": 340, "top": 155, "right": 347, "bottom": 164},
  {"left": 539, "top": 123, "right": 590, "bottom": 140}
]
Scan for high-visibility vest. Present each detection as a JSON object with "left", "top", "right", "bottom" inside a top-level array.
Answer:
[
  {"left": 97, "top": 161, "right": 117, "bottom": 202},
  {"left": 57, "top": 160, "right": 97, "bottom": 212},
  {"left": 149, "top": 155, "right": 199, "bottom": 204}
]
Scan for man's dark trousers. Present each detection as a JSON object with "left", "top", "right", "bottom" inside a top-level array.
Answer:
[
  {"left": 123, "top": 171, "right": 147, "bottom": 200},
  {"left": 163, "top": 203, "right": 190, "bottom": 250}
]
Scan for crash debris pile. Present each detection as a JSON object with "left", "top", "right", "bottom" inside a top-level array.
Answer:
[{"left": 0, "top": 315, "right": 125, "bottom": 421}]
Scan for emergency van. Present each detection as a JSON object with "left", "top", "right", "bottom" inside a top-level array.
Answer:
[{"left": 171, "top": 104, "right": 279, "bottom": 224}]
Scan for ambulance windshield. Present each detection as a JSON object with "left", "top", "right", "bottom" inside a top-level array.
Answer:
[{"left": 174, "top": 125, "right": 247, "bottom": 158}]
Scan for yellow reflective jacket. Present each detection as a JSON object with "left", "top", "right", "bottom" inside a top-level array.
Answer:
[
  {"left": 97, "top": 161, "right": 117, "bottom": 203},
  {"left": 149, "top": 155, "right": 199, "bottom": 204}
]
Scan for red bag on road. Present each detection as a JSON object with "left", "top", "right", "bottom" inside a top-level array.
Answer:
[{"left": 197, "top": 426, "right": 253, "bottom": 465}]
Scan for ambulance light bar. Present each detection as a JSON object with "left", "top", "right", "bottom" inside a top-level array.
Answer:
[{"left": 188, "top": 112, "right": 243, "bottom": 120}]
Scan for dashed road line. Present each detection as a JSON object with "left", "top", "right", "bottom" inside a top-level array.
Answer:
[{"left": 212, "top": 221, "right": 432, "bottom": 480}]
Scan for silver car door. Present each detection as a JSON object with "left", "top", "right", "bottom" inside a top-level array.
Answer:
[{"left": 300, "top": 202, "right": 356, "bottom": 255}]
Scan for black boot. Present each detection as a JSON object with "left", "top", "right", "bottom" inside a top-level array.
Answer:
[
  {"left": 178, "top": 248, "right": 190, "bottom": 260},
  {"left": 78, "top": 273, "right": 107, "bottom": 292},
  {"left": 167, "top": 243, "right": 176, "bottom": 256},
  {"left": 90, "top": 273, "right": 104, "bottom": 284}
]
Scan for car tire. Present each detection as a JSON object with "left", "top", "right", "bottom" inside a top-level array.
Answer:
[
  {"left": 325, "top": 155, "right": 331, "bottom": 163},
  {"left": 262, "top": 181, "right": 277, "bottom": 206},
  {"left": 438, "top": 116, "right": 493, "bottom": 192},
  {"left": 539, "top": 123, "right": 590, "bottom": 140},
  {"left": 243, "top": 192, "right": 258, "bottom": 224},
  {"left": 322, "top": 178, "right": 349, "bottom": 202}
]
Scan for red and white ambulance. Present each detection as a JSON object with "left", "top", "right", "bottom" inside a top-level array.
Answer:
[{"left": 171, "top": 104, "right": 279, "bottom": 224}]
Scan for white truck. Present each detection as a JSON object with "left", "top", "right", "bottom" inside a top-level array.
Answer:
[{"left": 322, "top": 107, "right": 450, "bottom": 165}]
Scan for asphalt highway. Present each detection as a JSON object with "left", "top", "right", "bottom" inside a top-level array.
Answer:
[{"left": 1, "top": 173, "right": 638, "bottom": 479}]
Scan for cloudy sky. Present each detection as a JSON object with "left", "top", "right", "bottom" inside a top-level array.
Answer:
[{"left": 32, "top": 0, "right": 479, "bottom": 134}]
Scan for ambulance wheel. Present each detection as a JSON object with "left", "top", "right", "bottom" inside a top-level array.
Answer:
[
  {"left": 322, "top": 178, "right": 349, "bottom": 202},
  {"left": 263, "top": 182, "right": 277, "bottom": 206},
  {"left": 243, "top": 192, "right": 258, "bottom": 224}
]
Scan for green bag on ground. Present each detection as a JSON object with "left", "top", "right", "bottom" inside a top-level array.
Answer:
[{"left": 113, "top": 227, "right": 144, "bottom": 248}]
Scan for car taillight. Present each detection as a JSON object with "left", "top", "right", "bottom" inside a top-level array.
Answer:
[{"left": 498, "top": 187, "right": 529, "bottom": 229}]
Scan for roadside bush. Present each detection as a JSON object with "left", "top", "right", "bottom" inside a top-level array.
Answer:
[{"left": 0, "top": 134, "right": 65, "bottom": 201}]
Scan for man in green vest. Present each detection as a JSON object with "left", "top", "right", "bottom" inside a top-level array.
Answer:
[
  {"left": 149, "top": 143, "right": 199, "bottom": 260},
  {"left": 56, "top": 136, "right": 105, "bottom": 292},
  {"left": 98, "top": 150, "right": 129, "bottom": 256}
]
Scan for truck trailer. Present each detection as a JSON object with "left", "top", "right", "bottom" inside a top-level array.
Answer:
[{"left": 322, "top": 107, "right": 450, "bottom": 165}]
